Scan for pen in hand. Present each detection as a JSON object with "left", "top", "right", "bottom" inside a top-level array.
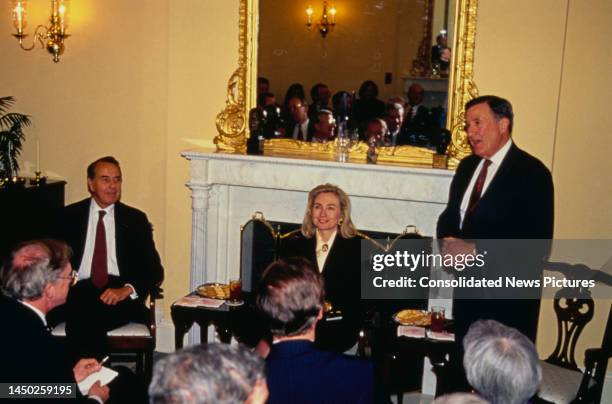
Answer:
[{"left": 99, "top": 356, "right": 109, "bottom": 367}]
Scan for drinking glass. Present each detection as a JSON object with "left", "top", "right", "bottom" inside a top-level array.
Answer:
[
  {"left": 430, "top": 306, "right": 445, "bottom": 332},
  {"left": 228, "top": 279, "right": 243, "bottom": 305}
]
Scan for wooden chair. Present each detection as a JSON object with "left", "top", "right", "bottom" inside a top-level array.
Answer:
[
  {"left": 52, "top": 285, "right": 163, "bottom": 383},
  {"left": 537, "top": 287, "right": 595, "bottom": 403},
  {"left": 573, "top": 304, "right": 612, "bottom": 403}
]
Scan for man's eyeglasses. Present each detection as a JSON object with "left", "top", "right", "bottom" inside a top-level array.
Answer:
[{"left": 59, "top": 270, "right": 78, "bottom": 286}]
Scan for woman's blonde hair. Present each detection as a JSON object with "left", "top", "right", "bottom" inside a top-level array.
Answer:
[{"left": 301, "top": 183, "right": 357, "bottom": 238}]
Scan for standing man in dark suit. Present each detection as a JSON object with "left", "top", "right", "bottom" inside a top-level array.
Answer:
[
  {"left": 0, "top": 239, "right": 109, "bottom": 402},
  {"left": 436, "top": 95, "right": 554, "bottom": 389},
  {"left": 258, "top": 258, "right": 380, "bottom": 404},
  {"left": 61, "top": 156, "right": 164, "bottom": 361}
]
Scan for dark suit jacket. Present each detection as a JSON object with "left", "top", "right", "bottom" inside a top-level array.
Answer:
[
  {"left": 436, "top": 143, "right": 554, "bottom": 342},
  {"left": 62, "top": 199, "right": 164, "bottom": 300},
  {"left": 279, "top": 233, "right": 363, "bottom": 352},
  {"left": 0, "top": 295, "right": 96, "bottom": 403},
  {"left": 266, "top": 340, "right": 376, "bottom": 404},
  {"left": 285, "top": 119, "right": 315, "bottom": 142},
  {"left": 437, "top": 143, "right": 554, "bottom": 240}
]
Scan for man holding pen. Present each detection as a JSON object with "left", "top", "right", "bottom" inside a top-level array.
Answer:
[{"left": 0, "top": 239, "right": 109, "bottom": 402}]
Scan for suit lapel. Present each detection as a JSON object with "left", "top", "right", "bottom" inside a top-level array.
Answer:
[
  {"left": 114, "top": 202, "right": 126, "bottom": 275},
  {"left": 475, "top": 143, "right": 517, "bottom": 208}
]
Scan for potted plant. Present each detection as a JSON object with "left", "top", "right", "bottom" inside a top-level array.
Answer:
[{"left": 0, "top": 96, "right": 31, "bottom": 184}]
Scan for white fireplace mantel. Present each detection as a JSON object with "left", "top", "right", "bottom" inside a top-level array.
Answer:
[{"left": 182, "top": 149, "right": 454, "bottom": 288}]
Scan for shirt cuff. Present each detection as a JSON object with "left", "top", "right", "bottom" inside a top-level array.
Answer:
[
  {"left": 89, "top": 395, "right": 104, "bottom": 404},
  {"left": 124, "top": 283, "right": 139, "bottom": 300}
]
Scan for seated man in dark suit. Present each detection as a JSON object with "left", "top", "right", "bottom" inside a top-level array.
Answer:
[
  {"left": 257, "top": 257, "right": 380, "bottom": 404},
  {"left": 286, "top": 96, "right": 314, "bottom": 141},
  {"left": 59, "top": 156, "right": 164, "bottom": 361},
  {"left": 0, "top": 239, "right": 109, "bottom": 402}
]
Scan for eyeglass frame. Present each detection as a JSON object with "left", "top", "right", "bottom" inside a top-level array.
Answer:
[{"left": 58, "top": 270, "right": 78, "bottom": 286}]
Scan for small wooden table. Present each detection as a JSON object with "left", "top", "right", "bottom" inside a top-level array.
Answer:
[{"left": 171, "top": 291, "right": 264, "bottom": 349}]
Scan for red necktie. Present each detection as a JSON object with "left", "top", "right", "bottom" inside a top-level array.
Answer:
[
  {"left": 464, "top": 159, "right": 492, "bottom": 223},
  {"left": 91, "top": 210, "right": 108, "bottom": 288}
]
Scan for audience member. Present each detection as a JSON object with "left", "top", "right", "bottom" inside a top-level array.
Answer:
[
  {"left": 312, "top": 109, "right": 336, "bottom": 143},
  {"left": 279, "top": 184, "right": 363, "bottom": 352},
  {"left": 463, "top": 320, "right": 542, "bottom": 404},
  {"left": 286, "top": 96, "right": 313, "bottom": 141},
  {"left": 403, "top": 84, "right": 435, "bottom": 145},
  {"left": 1, "top": 240, "right": 109, "bottom": 402},
  {"left": 332, "top": 90, "right": 354, "bottom": 135},
  {"left": 433, "top": 393, "right": 489, "bottom": 404},
  {"left": 59, "top": 156, "right": 164, "bottom": 361},
  {"left": 365, "top": 118, "right": 388, "bottom": 145},
  {"left": 257, "top": 257, "right": 379, "bottom": 404},
  {"left": 384, "top": 102, "right": 407, "bottom": 146},
  {"left": 257, "top": 77, "right": 270, "bottom": 97},
  {"left": 282, "top": 83, "right": 306, "bottom": 127},
  {"left": 310, "top": 83, "right": 332, "bottom": 112},
  {"left": 431, "top": 33, "right": 451, "bottom": 72},
  {"left": 149, "top": 343, "right": 268, "bottom": 404},
  {"left": 353, "top": 80, "right": 386, "bottom": 131}
]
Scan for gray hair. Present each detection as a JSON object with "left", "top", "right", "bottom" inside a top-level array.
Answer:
[
  {"left": 149, "top": 343, "right": 265, "bottom": 404},
  {"left": 433, "top": 393, "right": 489, "bottom": 404},
  {"left": 1, "top": 239, "right": 71, "bottom": 300},
  {"left": 256, "top": 258, "right": 324, "bottom": 338},
  {"left": 463, "top": 320, "right": 542, "bottom": 404}
]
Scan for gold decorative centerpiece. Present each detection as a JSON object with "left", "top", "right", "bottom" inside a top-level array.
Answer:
[{"left": 213, "top": 0, "right": 479, "bottom": 170}]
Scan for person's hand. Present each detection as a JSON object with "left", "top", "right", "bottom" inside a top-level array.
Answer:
[
  {"left": 441, "top": 237, "right": 475, "bottom": 256},
  {"left": 88, "top": 381, "right": 110, "bottom": 403},
  {"left": 73, "top": 358, "right": 101, "bottom": 382},
  {"left": 100, "top": 286, "right": 132, "bottom": 305}
]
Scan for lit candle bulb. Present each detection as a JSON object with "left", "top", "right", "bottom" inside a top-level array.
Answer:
[
  {"left": 329, "top": 5, "right": 337, "bottom": 24},
  {"left": 36, "top": 139, "right": 40, "bottom": 173},
  {"left": 306, "top": 6, "right": 314, "bottom": 26},
  {"left": 12, "top": 0, "right": 26, "bottom": 34}
]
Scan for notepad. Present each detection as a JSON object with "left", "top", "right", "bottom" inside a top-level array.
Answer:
[
  {"left": 78, "top": 366, "right": 118, "bottom": 395},
  {"left": 397, "top": 325, "right": 426, "bottom": 338},
  {"left": 174, "top": 295, "right": 225, "bottom": 308}
]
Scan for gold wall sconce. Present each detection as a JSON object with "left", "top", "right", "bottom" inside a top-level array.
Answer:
[
  {"left": 306, "top": 1, "right": 336, "bottom": 38},
  {"left": 11, "top": 0, "right": 70, "bottom": 63}
]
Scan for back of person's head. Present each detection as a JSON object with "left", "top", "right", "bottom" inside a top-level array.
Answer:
[
  {"left": 463, "top": 320, "right": 542, "bottom": 404},
  {"left": 149, "top": 343, "right": 266, "bottom": 404},
  {"left": 1, "top": 239, "right": 71, "bottom": 300},
  {"left": 433, "top": 393, "right": 489, "bottom": 404},
  {"left": 256, "top": 258, "right": 324, "bottom": 338},
  {"left": 358, "top": 80, "right": 378, "bottom": 100},
  {"left": 283, "top": 83, "right": 306, "bottom": 106}
]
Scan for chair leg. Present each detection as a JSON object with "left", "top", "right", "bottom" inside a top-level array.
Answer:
[{"left": 145, "top": 350, "right": 153, "bottom": 384}]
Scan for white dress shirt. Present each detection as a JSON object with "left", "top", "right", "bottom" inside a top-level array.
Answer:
[
  {"left": 78, "top": 199, "right": 120, "bottom": 279},
  {"left": 460, "top": 139, "right": 513, "bottom": 227},
  {"left": 316, "top": 229, "right": 337, "bottom": 272},
  {"left": 78, "top": 199, "right": 137, "bottom": 297},
  {"left": 292, "top": 119, "right": 310, "bottom": 141}
]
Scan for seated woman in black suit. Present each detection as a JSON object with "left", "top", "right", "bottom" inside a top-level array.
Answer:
[{"left": 279, "top": 183, "right": 364, "bottom": 353}]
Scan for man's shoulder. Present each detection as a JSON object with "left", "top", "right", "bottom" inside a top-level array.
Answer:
[
  {"left": 509, "top": 144, "right": 551, "bottom": 174},
  {"left": 65, "top": 198, "right": 91, "bottom": 212}
]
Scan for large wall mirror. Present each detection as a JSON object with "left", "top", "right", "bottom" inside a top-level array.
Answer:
[{"left": 214, "top": 0, "right": 478, "bottom": 169}]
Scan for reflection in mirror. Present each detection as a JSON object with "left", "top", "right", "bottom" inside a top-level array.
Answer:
[
  {"left": 256, "top": 0, "right": 454, "bottom": 152},
  {"left": 213, "top": 0, "right": 478, "bottom": 169}
]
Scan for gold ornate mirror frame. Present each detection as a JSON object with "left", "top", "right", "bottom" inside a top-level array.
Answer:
[{"left": 214, "top": 0, "right": 478, "bottom": 169}]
